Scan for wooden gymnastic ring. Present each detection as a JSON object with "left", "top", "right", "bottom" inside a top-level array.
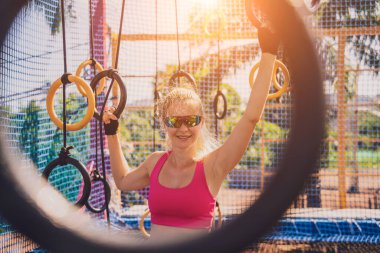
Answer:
[
  {"left": 46, "top": 74, "right": 95, "bottom": 131},
  {"left": 139, "top": 209, "right": 151, "bottom": 238},
  {"left": 75, "top": 59, "right": 105, "bottom": 96},
  {"left": 203, "top": 10, "right": 226, "bottom": 36},
  {"left": 168, "top": 70, "right": 197, "bottom": 91},
  {"left": 249, "top": 59, "right": 290, "bottom": 100}
]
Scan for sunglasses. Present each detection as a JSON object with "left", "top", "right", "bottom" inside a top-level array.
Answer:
[{"left": 164, "top": 115, "right": 202, "bottom": 128}]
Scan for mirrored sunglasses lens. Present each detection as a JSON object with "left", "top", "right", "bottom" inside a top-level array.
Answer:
[
  {"left": 165, "top": 117, "right": 175, "bottom": 127},
  {"left": 184, "top": 116, "right": 201, "bottom": 127},
  {"left": 166, "top": 117, "right": 182, "bottom": 128}
]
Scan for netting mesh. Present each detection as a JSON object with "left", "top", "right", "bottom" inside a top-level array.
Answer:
[{"left": 0, "top": 0, "right": 379, "bottom": 252}]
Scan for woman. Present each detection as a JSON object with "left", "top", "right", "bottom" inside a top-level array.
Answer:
[{"left": 103, "top": 27, "right": 279, "bottom": 243}]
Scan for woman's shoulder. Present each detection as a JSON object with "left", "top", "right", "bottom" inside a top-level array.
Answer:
[{"left": 144, "top": 151, "right": 168, "bottom": 175}]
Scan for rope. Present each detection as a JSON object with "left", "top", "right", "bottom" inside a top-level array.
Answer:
[
  {"left": 87, "top": 0, "right": 104, "bottom": 220},
  {"left": 114, "top": 0, "right": 126, "bottom": 70},
  {"left": 174, "top": 0, "right": 181, "bottom": 84},
  {"left": 97, "top": 0, "right": 126, "bottom": 224},
  {"left": 214, "top": 1, "right": 222, "bottom": 138},
  {"left": 153, "top": 0, "right": 158, "bottom": 151},
  {"left": 89, "top": 0, "right": 95, "bottom": 61},
  {"left": 60, "top": 0, "right": 68, "bottom": 148}
]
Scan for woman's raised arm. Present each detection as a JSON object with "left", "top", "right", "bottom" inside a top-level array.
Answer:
[
  {"left": 104, "top": 110, "right": 151, "bottom": 191},
  {"left": 209, "top": 27, "right": 279, "bottom": 178}
]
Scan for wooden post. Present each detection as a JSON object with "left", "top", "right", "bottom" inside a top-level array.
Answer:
[{"left": 337, "top": 35, "right": 347, "bottom": 208}]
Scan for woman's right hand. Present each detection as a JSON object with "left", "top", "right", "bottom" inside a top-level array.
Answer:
[{"left": 103, "top": 107, "right": 119, "bottom": 135}]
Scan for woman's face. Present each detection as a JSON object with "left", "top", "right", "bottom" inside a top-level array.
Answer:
[{"left": 165, "top": 99, "right": 203, "bottom": 151}]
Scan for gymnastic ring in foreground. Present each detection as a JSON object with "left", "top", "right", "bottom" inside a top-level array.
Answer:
[
  {"left": 42, "top": 146, "right": 91, "bottom": 208},
  {"left": 75, "top": 59, "right": 105, "bottom": 96},
  {"left": 90, "top": 69, "right": 126, "bottom": 121},
  {"left": 46, "top": 74, "right": 95, "bottom": 131},
  {"left": 245, "top": 0, "right": 321, "bottom": 29},
  {"left": 203, "top": 10, "right": 226, "bottom": 37},
  {"left": 245, "top": 0, "right": 262, "bottom": 28},
  {"left": 213, "top": 90, "right": 227, "bottom": 120},
  {"left": 213, "top": 201, "right": 223, "bottom": 229},
  {"left": 249, "top": 59, "right": 290, "bottom": 100},
  {"left": 0, "top": 0, "right": 324, "bottom": 252},
  {"left": 85, "top": 170, "right": 111, "bottom": 214},
  {"left": 168, "top": 70, "right": 197, "bottom": 91},
  {"left": 303, "top": 0, "right": 321, "bottom": 13},
  {"left": 139, "top": 209, "right": 151, "bottom": 238}
]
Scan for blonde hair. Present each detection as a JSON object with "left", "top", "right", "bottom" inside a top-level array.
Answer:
[{"left": 156, "top": 86, "right": 219, "bottom": 160}]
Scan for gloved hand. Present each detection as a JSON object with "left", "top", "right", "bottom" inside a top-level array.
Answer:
[
  {"left": 103, "top": 107, "right": 119, "bottom": 135},
  {"left": 258, "top": 26, "right": 280, "bottom": 55}
]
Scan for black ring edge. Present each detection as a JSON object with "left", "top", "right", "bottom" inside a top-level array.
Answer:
[
  {"left": 42, "top": 157, "right": 91, "bottom": 208},
  {"left": 90, "top": 69, "right": 127, "bottom": 120},
  {"left": 213, "top": 91, "right": 227, "bottom": 120},
  {"left": 85, "top": 177, "right": 111, "bottom": 213}
]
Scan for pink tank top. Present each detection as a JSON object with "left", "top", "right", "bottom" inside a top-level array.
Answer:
[{"left": 148, "top": 152, "right": 216, "bottom": 229}]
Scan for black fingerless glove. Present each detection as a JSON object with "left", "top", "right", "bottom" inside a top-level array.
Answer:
[
  {"left": 104, "top": 119, "right": 119, "bottom": 135},
  {"left": 258, "top": 26, "right": 280, "bottom": 55}
]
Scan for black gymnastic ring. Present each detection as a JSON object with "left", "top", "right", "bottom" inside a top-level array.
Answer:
[
  {"left": 85, "top": 172, "right": 111, "bottom": 214},
  {"left": 245, "top": 0, "right": 262, "bottom": 28},
  {"left": 42, "top": 156, "right": 91, "bottom": 208},
  {"left": 90, "top": 69, "right": 127, "bottom": 120},
  {"left": 0, "top": 0, "right": 324, "bottom": 252},
  {"left": 213, "top": 90, "right": 227, "bottom": 120},
  {"left": 168, "top": 70, "right": 197, "bottom": 90}
]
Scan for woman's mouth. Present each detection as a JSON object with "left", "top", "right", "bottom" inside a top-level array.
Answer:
[{"left": 176, "top": 135, "right": 191, "bottom": 140}]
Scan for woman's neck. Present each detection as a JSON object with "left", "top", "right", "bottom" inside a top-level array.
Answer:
[{"left": 169, "top": 148, "right": 196, "bottom": 168}]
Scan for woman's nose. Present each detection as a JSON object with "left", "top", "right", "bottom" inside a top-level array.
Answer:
[{"left": 178, "top": 122, "right": 189, "bottom": 131}]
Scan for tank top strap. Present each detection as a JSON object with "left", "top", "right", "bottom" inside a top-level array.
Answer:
[
  {"left": 193, "top": 160, "right": 205, "bottom": 182},
  {"left": 150, "top": 151, "right": 170, "bottom": 180}
]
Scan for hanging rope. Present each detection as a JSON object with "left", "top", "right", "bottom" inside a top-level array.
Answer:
[
  {"left": 174, "top": 0, "right": 181, "bottom": 73},
  {"left": 61, "top": 0, "right": 68, "bottom": 147},
  {"left": 43, "top": 0, "right": 92, "bottom": 208},
  {"left": 75, "top": 0, "right": 105, "bottom": 97},
  {"left": 88, "top": 0, "right": 127, "bottom": 224},
  {"left": 169, "top": 0, "right": 197, "bottom": 90},
  {"left": 84, "top": 0, "right": 111, "bottom": 216},
  {"left": 213, "top": 1, "right": 227, "bottom": 138},
  {"left": 153, "top": 0, "right": 158, "bottom": 151}
]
